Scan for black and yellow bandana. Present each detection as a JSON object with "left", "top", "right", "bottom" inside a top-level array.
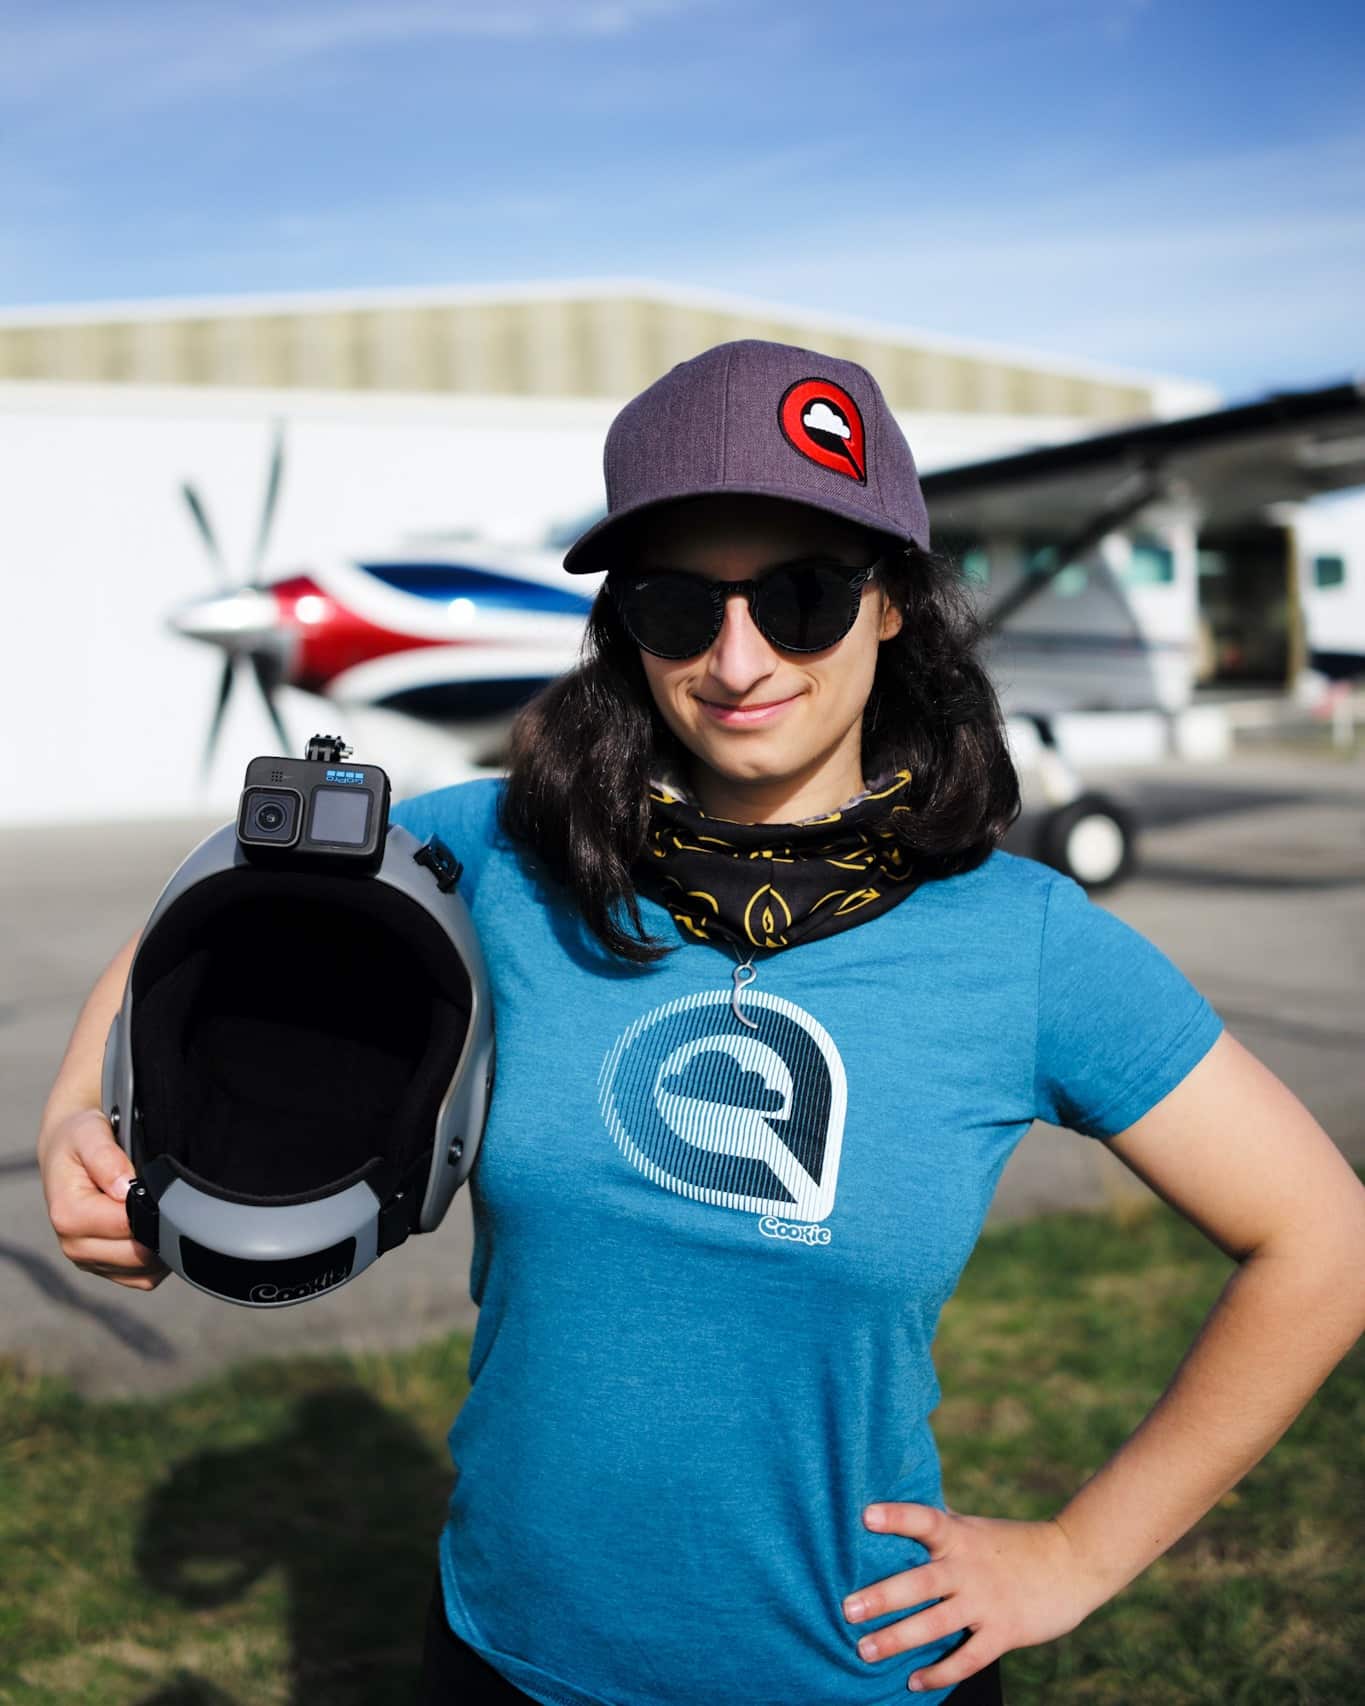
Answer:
[{"left": 633, "top": 769, "right": 920, "bottom": 952}]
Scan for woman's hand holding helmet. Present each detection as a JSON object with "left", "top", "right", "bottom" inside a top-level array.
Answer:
[
  {"left": 38, "top": 1105, "right": 170, "bottom": 1290},
  {"left": 36, "top": 928, "right": 168, "bottom": 1291}
]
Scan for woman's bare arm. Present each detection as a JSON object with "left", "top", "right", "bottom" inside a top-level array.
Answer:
[{"left": 1048, "top": 1028, "right": 1365, "bottom": 1596}]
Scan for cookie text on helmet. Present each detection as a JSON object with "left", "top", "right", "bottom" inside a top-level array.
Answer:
[{"left": 248, "top": 1267, "right": 350, "bottom": 1303}]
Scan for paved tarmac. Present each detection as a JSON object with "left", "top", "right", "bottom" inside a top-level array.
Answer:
[{"left": 4, "top": 743, "right": 1362, "bottom": 1395}]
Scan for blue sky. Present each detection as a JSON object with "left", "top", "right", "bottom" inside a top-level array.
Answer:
[{"left": 3, "top": 0, "right": 1362, "bottom": 398}]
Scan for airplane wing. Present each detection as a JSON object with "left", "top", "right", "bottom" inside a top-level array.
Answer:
[
  {"left": 921, "top": 376, "right": 1365, "bottom": 537},
  {"left": 919, "top": 376, "right": 1365, "bottom": 632}
]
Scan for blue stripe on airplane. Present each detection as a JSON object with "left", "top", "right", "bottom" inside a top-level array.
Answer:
[{"left": 357, "top": 561, "right": 597, "bottom": 615}]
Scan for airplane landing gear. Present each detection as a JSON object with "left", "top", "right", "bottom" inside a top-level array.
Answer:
[
  {"left": 1035, "top": 791, "right": 1137, "bottom": 890},
  {"left": 1016, "top": 714, "right": 1140, "bottom": 891}
]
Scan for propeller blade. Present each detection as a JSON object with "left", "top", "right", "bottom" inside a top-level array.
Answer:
[
  {"left": 202, "top": 653, "right": 236, "bottom": 776},
  {"left": 182, "top": 482, "right": 228, "bottom": 583},
  {"left": 247, "top": 420, "right": 285, "bottom": 587},
  {"left": 250, "top": 651, "right": 293, "bottom": 754}
]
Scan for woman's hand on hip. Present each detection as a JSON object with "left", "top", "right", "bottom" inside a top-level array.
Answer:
[{"left": 842, "top": 1501, "right": 1104, "bottom": 1692}]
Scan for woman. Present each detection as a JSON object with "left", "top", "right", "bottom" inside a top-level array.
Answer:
[{"left": 38, "top": 340, "right": 1365, "bottom": 1706}]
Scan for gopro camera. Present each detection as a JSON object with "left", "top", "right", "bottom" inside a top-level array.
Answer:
[{"left": 237, "top": 734, "right": 391, "bottom": 875}]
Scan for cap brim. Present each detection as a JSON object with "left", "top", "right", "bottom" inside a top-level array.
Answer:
[{"left": 561, "top": 481, "right": 921, "bottom": 574}]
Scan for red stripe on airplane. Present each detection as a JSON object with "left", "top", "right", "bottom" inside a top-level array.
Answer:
[{"left": 271, "top": 574, "right": 452, "bottom": 691}]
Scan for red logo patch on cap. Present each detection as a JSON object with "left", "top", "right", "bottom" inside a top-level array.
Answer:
[{"left": 778, "top": 378, "right": 866, "bottom": 484}]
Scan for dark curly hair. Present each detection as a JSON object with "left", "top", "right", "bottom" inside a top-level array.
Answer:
[{"left": 498, "top": 536, "right": 1022, "bottom": 964}]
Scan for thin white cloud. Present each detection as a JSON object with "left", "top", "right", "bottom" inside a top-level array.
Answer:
[
  {"left": 0, "top": 0, "right": 703, "bottom": 110},
  {"left": 905, "top": 0, "right": 1153, "bottom": 44}
]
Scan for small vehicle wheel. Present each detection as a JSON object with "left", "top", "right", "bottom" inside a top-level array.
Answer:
[{"left": 1035, "top": 792, "right": 1138, "bottom": 890}]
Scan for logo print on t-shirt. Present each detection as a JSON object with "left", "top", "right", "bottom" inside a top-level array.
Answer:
[{"left": 598, "top": 990, "right": 846, "bottom": 1223}]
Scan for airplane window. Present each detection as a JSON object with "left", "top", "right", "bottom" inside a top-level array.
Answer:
[
  {"left": 1313, "top": 554, "right": 1346, "bottom": 589},
  {"left": 1124, "top": 537, "right": 1175, "bottom": 585},
  {"left": 1020, "top": 540, "right": 1059, "bottom": 576},
  {"left": 1017, "top": 541, "right": 1092, "bottom": 595},
  {"left": 1051, "top": 565, "right": 1088, "bottom": 597}
]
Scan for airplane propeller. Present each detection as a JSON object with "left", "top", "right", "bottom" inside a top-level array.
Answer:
[{"left": 175, "top": 421, "right": 292, "bottom": 775}]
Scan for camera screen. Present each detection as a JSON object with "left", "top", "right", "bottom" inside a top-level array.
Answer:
[{"left": 308, "top": 786, "right": 372, "bottom": 846}]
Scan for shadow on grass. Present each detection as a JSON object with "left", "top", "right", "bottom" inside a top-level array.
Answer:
[
  {"left": 132, "top": 1384, "right": 448, "bottom": 1706},
  {"left": 134, "top": 1684, "right": 238, "bottom": 1706}
]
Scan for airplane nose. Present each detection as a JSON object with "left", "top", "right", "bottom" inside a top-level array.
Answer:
[{"left": 167, "top": 587, "right": 285, "bottom": 652}]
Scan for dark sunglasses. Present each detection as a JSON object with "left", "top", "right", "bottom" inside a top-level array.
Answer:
[{"left": 607, "top": 554, "right": 889, "bottom": 660}]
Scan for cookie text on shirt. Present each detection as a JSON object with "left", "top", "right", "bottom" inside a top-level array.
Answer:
[{"left": 758, "top": 1215, "right": 833, "bottom": 1245}]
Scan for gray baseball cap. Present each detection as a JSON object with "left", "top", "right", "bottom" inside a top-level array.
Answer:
[{"left": 562, "top": 338, "right": 930, "bottom": 573}]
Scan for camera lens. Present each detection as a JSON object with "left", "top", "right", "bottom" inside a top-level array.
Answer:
[{"left": 238, "top": 787, "right": 300, "bottom": 851}]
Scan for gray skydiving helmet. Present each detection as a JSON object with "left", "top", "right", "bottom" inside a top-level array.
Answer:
[{"left": 102, "top": 751, "right": 493, "bottom": 1308}]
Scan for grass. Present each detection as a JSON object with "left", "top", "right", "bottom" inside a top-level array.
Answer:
[{"left": 3, "top": 1183, "right": 1361, "bottom": 1706}]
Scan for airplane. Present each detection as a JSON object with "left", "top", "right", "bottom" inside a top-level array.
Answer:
[
  {"left": 174, "top": 434, "right": 596, "bottom": 772},
  {"left": 167, "top": 377, "right": 1365, "bottom": 892}
]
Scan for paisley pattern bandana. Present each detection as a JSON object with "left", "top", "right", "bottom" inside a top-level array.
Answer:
[{"left": 633, "top": 768, "right": 920, "bottom": 952}]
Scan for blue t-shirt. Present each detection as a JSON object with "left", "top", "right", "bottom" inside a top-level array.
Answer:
[{"left": 391, "top": 779, "right": 1223, "bottom": 1706}]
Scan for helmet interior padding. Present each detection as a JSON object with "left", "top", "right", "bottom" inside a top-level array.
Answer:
[{"left": 129, "top": 868, "right": 473, "bottom": 1204}]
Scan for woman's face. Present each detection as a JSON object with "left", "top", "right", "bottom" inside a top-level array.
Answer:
[{"left": 629, "top": 494, "right": 903, "bottom": 812}]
